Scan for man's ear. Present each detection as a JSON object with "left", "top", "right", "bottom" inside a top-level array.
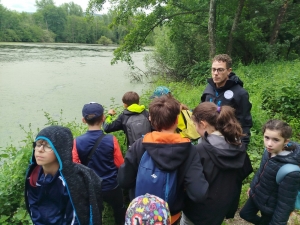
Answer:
[{"left": 82, "top": 118, "right": 87, "bottom": 124}]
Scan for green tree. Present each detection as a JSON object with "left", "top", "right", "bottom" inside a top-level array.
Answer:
[
  {"left": 60, "top": 2, "right": 83, "bottom": 16},
  {"left": 97, "top": 35, "right": 113, "bottom": 45}
]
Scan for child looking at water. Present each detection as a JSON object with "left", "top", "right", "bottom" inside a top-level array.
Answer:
[
  {"left": 240, "top": 119, "right": 300, "bottom": 224},
  {"left": 103, "top": 91, "right": 151, "bottom": 148},
  {"left": 181, "top": 102, "right": 252, "bottom": 225},
  {"left": 118, "top": 95, "right": 208, "bottom": 224},
  {"left": 25, "top": 126, "right": 103, "bottom": 225},
  {"left": 72, "top": 102, "right": 126, "bottom": 225}
]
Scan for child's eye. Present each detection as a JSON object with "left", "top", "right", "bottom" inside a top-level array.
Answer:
[{"left": 264, "top": 136, "right": 269, "bottom": 140}]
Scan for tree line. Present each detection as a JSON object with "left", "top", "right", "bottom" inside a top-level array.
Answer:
[
  {"left": 87, "top": 0, "right": 300, "bottom": 80},
  {"left": 0, "top": 0, "right": 131, "bottom": 45}
]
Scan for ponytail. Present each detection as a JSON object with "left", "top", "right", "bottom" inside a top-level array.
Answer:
[{"left": 192, "top": 102, "right": 244, "bottom": 145}]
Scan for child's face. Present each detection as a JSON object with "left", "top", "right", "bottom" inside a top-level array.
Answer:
[
  {"left": 194, "top": 121, "right": 205, "bottom": 137},
  {"left": 34, "top": 140, "right": 58, "bottom": 167},
  {"left": 264, "top": 129, "right": 289, "bottom": 155}
]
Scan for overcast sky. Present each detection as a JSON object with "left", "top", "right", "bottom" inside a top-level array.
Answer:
[{"left": 1, "top": 0, "right": 110, "bottom": 13}]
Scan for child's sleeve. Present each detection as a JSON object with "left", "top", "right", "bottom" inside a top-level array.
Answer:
[
  {"left": 270, "top": 171, "right": 300, "bottom": 224},
  {"left": 72, "top": 139, "right": 81, "bottom": 164},
  {"left": 113, "top": 136, "right": 124, "bottom": 168},
  {"left": 103, "top": 113, "right": 124, "bottom": 133}
]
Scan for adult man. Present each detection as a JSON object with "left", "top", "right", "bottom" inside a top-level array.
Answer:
[{"left": 201, "top": 54, "right": 252, "bottom": 146}]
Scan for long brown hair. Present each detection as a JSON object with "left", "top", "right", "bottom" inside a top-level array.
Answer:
[{"left": 192, "top": 102, "right": 244, "bottom": 145}]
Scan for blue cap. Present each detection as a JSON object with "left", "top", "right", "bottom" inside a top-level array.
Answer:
[
  {"left": 82, "top": 102, "right": 104, "bottom": 120},
  {"left": 150, "top": 86, "right": 170, "bottom": 99}
]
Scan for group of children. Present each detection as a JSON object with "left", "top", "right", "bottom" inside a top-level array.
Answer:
[{"left": 25, "top": 87, "right": 300, "bottom": 225}]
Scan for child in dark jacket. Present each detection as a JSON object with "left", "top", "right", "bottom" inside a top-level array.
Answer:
[
  {"left": 25, "top": 125, "right": 103, "bottom": 225},
  {"left": 72, "top": 102, "right": 126, "bottom": 225},
  {"left": 240, "top": 119, "right": 300, "bottom": 225},
  {"left": 103, "top": 91, "right": 151, "bottom": 148},
  {"left": 118, "top": 95, "right": 209, "bottom": 224},
  {"left": 181, "top": 102, "right": 252, "bottom": 225}
]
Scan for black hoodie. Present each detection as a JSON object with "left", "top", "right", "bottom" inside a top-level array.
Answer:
[
  {"left": 183, "top": 132, "right": 252, "bottom": 225},
  {"left": 117, "top": 131, "right": 209, "bottom": 217},
  {"left": 25, "top": 126, "right": 103, "bottom": 225},
  {"left": 201, "top": 72, "right": 253, "bottom": 145}
]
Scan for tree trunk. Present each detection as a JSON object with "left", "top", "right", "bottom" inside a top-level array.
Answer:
[
  {"left": 227, "top": 0, "right": 245, "bottom": 55},
  {"left": 208, "top": 0, "right": 217, "bottom": 59},
  {"left": 269, "top": 0, "right": 289, "bottom": 45}
]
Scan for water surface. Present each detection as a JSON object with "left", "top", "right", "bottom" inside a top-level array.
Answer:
[{"left": 0, "top": 42, "right": 149, "bottom": 148}]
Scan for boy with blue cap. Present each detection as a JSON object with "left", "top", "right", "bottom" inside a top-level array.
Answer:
[{"left": 72, "top": 102, "right": 126, "bottom": 225}]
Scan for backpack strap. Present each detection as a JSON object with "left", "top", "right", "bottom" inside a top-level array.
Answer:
[
  {"left": 276, "top": 164, "right": 300, "bottom": 184},
  {"left": 85, "top": 134, "right": 106, "bottom": 166}
]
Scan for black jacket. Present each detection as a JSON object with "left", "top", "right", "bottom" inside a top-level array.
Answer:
[
  {"left": 201, "top": 72, "right": 253, "bottom": 145},
  {"left": 25, "top": 126, "right": 103, "bottom": 225},
  {"left": 103, "top": 106, "right": 150, "bottom": 148},
  {"left": 250, "top": 143, "right": 300, "bottom": 225},
  {"left": 117, "top": 131, "right": 209, "bottom": 215},
  {"left": 183, "top": 132, "right": 252, "bottom": 225}
]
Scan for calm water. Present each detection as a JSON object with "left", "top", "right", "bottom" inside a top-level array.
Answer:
[{"left": 0, "top": 42, "right": 149, "bottom": 148}]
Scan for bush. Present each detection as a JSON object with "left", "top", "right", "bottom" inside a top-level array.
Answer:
[{"left": 97, "top": 36, "right": 113, "bottom": 46}]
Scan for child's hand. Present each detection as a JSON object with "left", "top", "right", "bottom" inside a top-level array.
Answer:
[
  {"left": 247, "top": 188, "right": 251, "bottom": 197},
  {"left": 108, "top": 109, "right": 116, "bottom": 115}
]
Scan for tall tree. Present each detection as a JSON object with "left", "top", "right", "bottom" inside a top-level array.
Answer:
[
  {"left": 208, "top": 0, "right": 217, "bottom": 59},
  {"left": 226, "top": 0, "right": 245, "bottom": 55},
  {"left": 269, "top": 0, "right": 290, "bottom": 45},
  {"left": 35, "top": 0, "right": 55, "bottom": 10}
]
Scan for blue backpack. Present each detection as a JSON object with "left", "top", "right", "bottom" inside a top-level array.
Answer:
[
  {"left": 135, "top": 150, "right": 178, "bottom": 207},
  {"left": 276, "top": 163, "right": 300, "bottom": 209}
]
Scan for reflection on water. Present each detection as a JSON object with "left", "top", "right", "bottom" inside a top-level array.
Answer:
[{"left": 0, "top": 42, "right": 150, "bottom": 148}]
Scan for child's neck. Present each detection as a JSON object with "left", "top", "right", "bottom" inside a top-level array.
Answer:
[
  {"left": 42, "top": 162, "right": 59, "bottom": 176},
  {"left": 88, "top": 124, "right": 102, "bottom": 131}
]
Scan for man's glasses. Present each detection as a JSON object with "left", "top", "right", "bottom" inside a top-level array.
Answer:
[
  {"left": 212, "top": 68, "right": 226, "bottom": 73},
  {"left": 33, "top": 142, "right": 53, "bottom": 152}
]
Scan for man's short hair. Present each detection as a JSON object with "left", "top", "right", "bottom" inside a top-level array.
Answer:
[
  {"left": 149, "top": 95, "right": 180, "bottom": 131},
  {"left": 212, "top": 54, "right": 232, "bottom": 69},
  {"left": 122, "top": 91, "right": 139, "bottom": 106}
]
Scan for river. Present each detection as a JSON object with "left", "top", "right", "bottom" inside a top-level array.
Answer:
[{"left": 0, "top": 42, "right": 150, "bottom": 149}]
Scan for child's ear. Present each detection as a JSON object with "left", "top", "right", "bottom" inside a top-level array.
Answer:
[
  {"left": 175, "top": 115, "right": 179, "bottom": 125},
  {"left": 82, "top": 118, "right": 87, "bottom": 124},
  {"left": 284, "top": 139, "right": 290, "bottom": 145}
]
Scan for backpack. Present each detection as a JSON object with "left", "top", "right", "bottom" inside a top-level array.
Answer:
[
  {"left": 177, "top": 110, "right": 200, "bottom": 140},
  {"left": 276, "top": 163, "right": 300, "bottom": 209},
  {"left": 135, "top": 150, "right": 178, "bottom": 207},
  {"left": 125, "top": 113, "right": 151, "bottom": 146}
]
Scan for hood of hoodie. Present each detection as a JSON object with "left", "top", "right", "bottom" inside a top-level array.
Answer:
[
  {"left": 142, "top": 132, "right": 191, "bottom": 171},
  {"left": 268, "top": 142, "right": 300, "bottom": 165},
  {"left": 199, "top": 132, "right": 246, "bottom": 170},
  {"left": 124, "top": 104, "right": 146, "bottom": 115},
  {"left": 33, "top": 126, "right": 74, "bottom": 171},
  {"left": 207, "top": 72, "right": 244, "bottom": 92}
]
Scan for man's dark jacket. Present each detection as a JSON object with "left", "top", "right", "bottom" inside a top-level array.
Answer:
[
  {"left": 25, "top": 126, "right": 103, "bottom": 225},
  {"left": 201, "top": 72, "right": 253, "bottom": 145},
  {"left": 249, "top": 143, "right": 300, "bottom": 225}
]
